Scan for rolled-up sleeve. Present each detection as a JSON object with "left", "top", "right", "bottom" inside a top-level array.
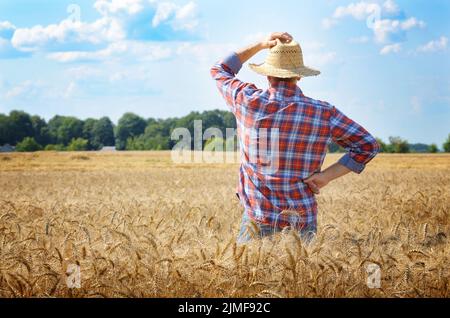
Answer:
[
  {"left": 330, "top": 106, "right": 380, "bottom": 174},
  {"left": 210, "top": 52, "right": 261, "bottom": 114}
]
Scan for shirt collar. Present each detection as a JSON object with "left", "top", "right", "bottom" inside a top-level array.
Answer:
[{"left": 269, "top": 81, "right": 303, "bottom": 96}]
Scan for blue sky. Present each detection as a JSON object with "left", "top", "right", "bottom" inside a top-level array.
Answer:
[{"left": 0, "top": 0, "right": 449, "bottom": 145}]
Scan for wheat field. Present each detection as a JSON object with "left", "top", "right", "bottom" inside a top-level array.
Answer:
[{"left": 0, "top": 151, "right": 449, "bottom": 298}]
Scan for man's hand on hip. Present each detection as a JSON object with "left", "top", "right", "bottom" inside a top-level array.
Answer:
[
  {"left": 304, "top": 162, "right": 352, "bottom": 194},
  {"left": 304, "top": 172, "right": 330, "bottom": 195}
]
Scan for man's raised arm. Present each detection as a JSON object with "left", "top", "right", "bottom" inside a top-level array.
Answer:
[{"left": 210, "top": 32, "right": 293, "bottom": 113}]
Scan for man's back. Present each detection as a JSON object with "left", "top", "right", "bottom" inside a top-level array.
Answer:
[
  {"left": 239, "top": 81, "right": 333, "bottom": 181},
  {"left": 211, "top": 36, "right": 379, "bottom": 234}
]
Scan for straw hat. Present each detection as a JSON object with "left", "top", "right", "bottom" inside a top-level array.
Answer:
[{"left": 249, "top": 39, "right": 321, "bottom": 78}]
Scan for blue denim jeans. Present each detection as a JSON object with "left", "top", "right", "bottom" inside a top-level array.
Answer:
[{"left": 237, "top": 210, "right": 317, "bottom": 245}]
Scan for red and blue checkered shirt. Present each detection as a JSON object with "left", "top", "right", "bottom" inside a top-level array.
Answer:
[{"left": 211, "top": 53, "right": 380, "bottom": 230}]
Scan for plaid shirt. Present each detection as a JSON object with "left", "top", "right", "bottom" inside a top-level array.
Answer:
[{"left": 211, "top": 53, "right": 380, "bottom": 229}]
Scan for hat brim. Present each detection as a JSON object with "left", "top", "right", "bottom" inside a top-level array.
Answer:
[{"left": 249, "top": 63, "right": 321, "bottom": 78}]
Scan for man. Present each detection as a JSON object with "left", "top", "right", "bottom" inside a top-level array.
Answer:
[{"left": 210, "top": 32, "right": 380, "bottom": 244}]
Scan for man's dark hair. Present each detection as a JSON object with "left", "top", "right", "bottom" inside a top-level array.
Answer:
[{"left": 273, "top": 77, "right": 299, "bottom": 82}]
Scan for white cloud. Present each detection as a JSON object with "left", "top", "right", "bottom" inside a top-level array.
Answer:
[
  {"left": 108, "top": 68, "right": 155, "bottom": 83},
  {"left": 380, "top": 43, "right": 401, "bottom": 55},
  {"left": 3, "top": 79, "right": 85, "bottom": 100},
  {"left": 332, "top": 2, "right": 380, "bottom": 20},
  {"left": 0, "top": 21, "right": 16, "bottom": 46},
  {"left": 417, "top": 36, "right": 448, "bottom": 53},
  {"left": 4, "top": 80, "right": 43, "bottom": 99},
  {"left": 401, "top": 17, "right": 425, "bottom": 30},
  {"left": 322, "top": 18, "right": 338, "bottom": 30},
  {"left": 176, "top": 2, "right": 196, "bottom": 20},
  {"left": 5, "top": 83, "right": 26, "bottom": 98},
  {"left": 152, "top": 2, "right": 177, "bottom": 27},
  {"left": 174, "top": 2, "right": 198, "bottom": 30},
  {"left": 328, "top": 0, "right": 400, "bottom": 23},
  {"left": 372, "top": 17, "right": 425, "bottom": 43},
  {"left": 48, "top": 41, "right": 172, "bottom": 63},
  {"left": 152, "top": 1, "right": 198, "bottom": 30},
  {"left": 0, "top": 21, "right": 16, "bottom": 34},
  {"left": 66, "top": 66, "right": 103, "bottom": 80},
  {"left": 11, "top": 18, "right": 125, "bottom": 52},
  {"left": 94, "top": 0, "right": 145, "bottom": 16},
  {"left": 0, "top": 21, "right": 15, "bottom": 29},
  {"left": 0, "top": 24, "right": 31, "bottom": 58},
  {"left": 383, "top": 0, "right": 400, "bottom": 14},
  {"left": 5, "top": 0, "right": 199, "bottom": 60},
  {"left": 323, "top": 1, "right": 425, "bottom": 44},
  {"left": 125, "top": 41, "right": 173, "bottom": 61},
  {"left": 348, "top": 36, "right": 370, "bottom": 43},
  {"left": 63, "top": 82, "right": 78, "bottom": 99},
  {"left": 47, "top": 42, "right": 127, "bottom": 62}
]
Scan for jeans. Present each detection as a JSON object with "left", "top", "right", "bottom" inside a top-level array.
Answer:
[{"left": 237, "top": 209, "right": 317, "bottom": 245}]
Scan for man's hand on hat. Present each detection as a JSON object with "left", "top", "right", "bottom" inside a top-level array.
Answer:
[
  {"left": 235, "top": 32, "right": 295, "bottom": 68},
  {"left": 261, "top": 32, "right": 293, "bottom": 49}
]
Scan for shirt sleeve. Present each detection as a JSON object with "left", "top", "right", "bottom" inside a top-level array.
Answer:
[
  {"left": 329, "top": 106, "right": 380, "bottom": 174},
  {"left": 210, "top": 52, "right": 261, "bottom": 114}
]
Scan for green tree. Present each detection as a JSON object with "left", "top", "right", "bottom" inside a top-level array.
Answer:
[
  {"left": 31, "top": 115, "right": 50, "bottom": 146},
  {"left": 47, "top": 115, "right": 64, "bottom": 144},
  {"left": 1, "top": 111, "right": 50, "bottom": 147},
  {"left": 388, "top": 136, "right": 410, "bottom": 153},
  {"left": 67, "top": 138, "right": 89, "bottom": 151},
  {"left": 428, "top": 144, "right": 439, "bottom": 153},
  {"left": 48, "top": 116, "right": 84, "bottom": 145},
  {"left": 0, "top": 113, "right": 12, "bottom": 145},
  {"left": 375, "top": 138, "right": 389, "bottom": 153},
  {"left": 145, "top": 120, "right": 169, "bottom": 137},
  {"left": 59, "top": 117, "right": 84, "bottom": 145},
  {"left": 126, "top": 135, "right": 170, "bottom": 150},
  {"left": 222, "top": 111, "right": 237, "bottom": 130},
  {"left": 443, "top": 134, "right": 450, "bottom": 153},
  {"left": 91, "top": 117, "right": 115, "bottom": 149},
  {"left": 115, "top": 113, "right": 147, "bottom": 150},
  {"left": 135, "top": 119, "right": 174, "bottom": 151},
  {"left": 9, "top": 110, "right": 34, "bottom": 144},
  {"left": 16, "top": 137, "right": 42, "bottom": 152},
  {"left": 82, "top": 118, "right": 98, "bottom": 148},
  {"left": 173, "top": 111, "right": 224, "bottom": 150},
  {"left": 202, "top": 110, "right": 225, "bottom": 129},
  {"left": 174, "top": 111, "right": 200, "bottom": 140}
]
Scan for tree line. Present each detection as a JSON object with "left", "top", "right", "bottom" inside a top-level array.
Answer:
[{"left": 1, "top": 109, "right": 449, "bottom": 153}]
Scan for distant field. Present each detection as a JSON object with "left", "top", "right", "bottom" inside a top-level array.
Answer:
[{"left": 0, "top": 152, "right": 449, "bottom": 297}]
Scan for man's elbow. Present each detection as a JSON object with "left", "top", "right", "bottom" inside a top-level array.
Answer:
[
  {"left": 210, "top": 65, "right": 219, "bottom": 79},
  {"left": 371, "top": 137, "right": 381, "bottom": 157},
  {"left": 365, "top": 135, "right": 381, "bottom": 160}
]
